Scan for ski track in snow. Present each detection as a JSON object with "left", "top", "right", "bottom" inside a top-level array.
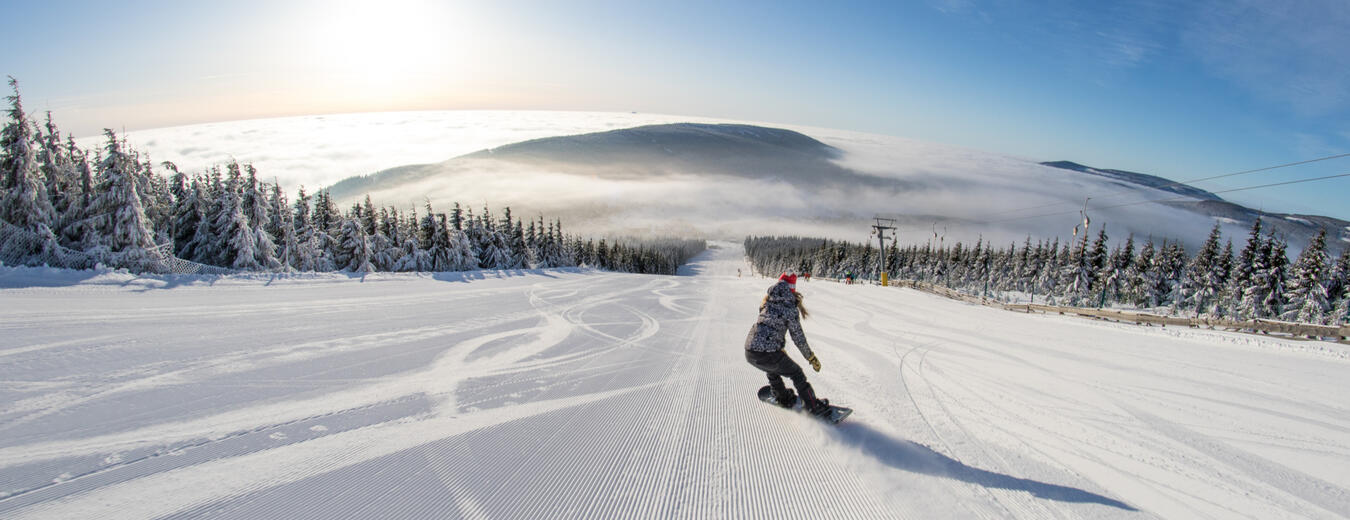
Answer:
[{"left": 2, "top": 243, "right": 1349, "bottom": 519}]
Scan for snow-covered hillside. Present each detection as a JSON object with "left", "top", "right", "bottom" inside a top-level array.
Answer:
[{"left": 2, "top": 243, "right": 1348, "bottom": 519}]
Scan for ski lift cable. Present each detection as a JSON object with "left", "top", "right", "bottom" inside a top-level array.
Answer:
[
  {"left": 976, "top": 151, "right": 1350, "bottom": 219},
  {"left": 983, "top": 170, "right": 1350, "bottom": 225}
]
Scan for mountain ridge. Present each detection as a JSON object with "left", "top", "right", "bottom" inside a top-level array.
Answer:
[{"left": 322, "top": 122, "right": 1347, "bottom": 253}]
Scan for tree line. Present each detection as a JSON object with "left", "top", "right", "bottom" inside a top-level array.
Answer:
[
  {"left": 0, "top": 78, "right": 704, "bottom": 275},
  {"left": 746, "top": 220, "right": 1350, "bottom": 326}
]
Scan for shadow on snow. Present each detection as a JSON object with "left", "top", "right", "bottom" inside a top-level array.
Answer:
[{"left": 831, "top": 421, "right": 1137, "bottom": 511}]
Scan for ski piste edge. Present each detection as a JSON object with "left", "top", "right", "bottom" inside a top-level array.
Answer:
[{"left": 756, "top": 385, "right": 852, "bottom": 424}]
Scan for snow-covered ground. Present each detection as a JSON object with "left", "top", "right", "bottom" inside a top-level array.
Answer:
[{"left": 2, "top": 242, "right": 1348, "bottom": 519}]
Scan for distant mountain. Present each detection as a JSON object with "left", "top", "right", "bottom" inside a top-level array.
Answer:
[
  {"left": 1042, "top": 160, "right": 1348, "bottom": 254},
  {"left": 326, "top": 123, "right": 899, "bottom": 202},
  {"left": 1040, "top": 161, "right": 1222, "bottom": 201},
  {"left": 323, "top": 123, "right": 1347, "bottom": 253}
]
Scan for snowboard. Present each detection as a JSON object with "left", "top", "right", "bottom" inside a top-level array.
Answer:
[{"left": 757, "top": 385, "right": 852, "bottom": 424}]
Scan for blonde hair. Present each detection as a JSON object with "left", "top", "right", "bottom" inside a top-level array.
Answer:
[{"left": 760, "top": 292, "right": 809, "bottom": 319}]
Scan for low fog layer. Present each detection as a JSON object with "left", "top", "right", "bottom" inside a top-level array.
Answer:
[
  {"left": 101, "top": 111, "right": 1346, "bottom": 253},
  {"left": 331, "top": 122, "right": 1347, "bottom": 253}
]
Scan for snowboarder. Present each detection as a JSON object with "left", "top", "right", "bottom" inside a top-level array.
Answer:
[{"left": 744, "top": 273, "right": 831, "bottom": 416}]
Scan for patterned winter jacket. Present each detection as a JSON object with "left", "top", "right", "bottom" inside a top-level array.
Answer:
[{"left": 744, "top": 281, "right": 814, "bottom": 359}]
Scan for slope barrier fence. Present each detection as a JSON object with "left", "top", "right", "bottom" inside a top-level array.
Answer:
[{"left": 1, "top": 218, "right": 232, "bottom": 275}]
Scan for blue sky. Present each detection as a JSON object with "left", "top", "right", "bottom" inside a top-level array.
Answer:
[{"left": 4, "top": 0, "right": 1348, "bottom": 219}]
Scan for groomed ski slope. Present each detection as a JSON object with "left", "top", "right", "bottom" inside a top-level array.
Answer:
[{"left": 1, "top": 242, "right": 1348, "bottom": 519}]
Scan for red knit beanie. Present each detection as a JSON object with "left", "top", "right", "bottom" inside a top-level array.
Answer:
[{"left": 778, "top": 273, "right": 797, "bottom": 292}]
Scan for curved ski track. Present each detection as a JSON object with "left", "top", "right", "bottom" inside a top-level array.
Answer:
[{"left": 2, "top": 244, "right": 1349, "bottom": 519}]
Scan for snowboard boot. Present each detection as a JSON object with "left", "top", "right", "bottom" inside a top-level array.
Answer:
[
  {"left": 769, "top": 380, "right": 797, "bottom": 408},
  {"left": 797, "top": 383, "right": 831, "bottom": 416}
]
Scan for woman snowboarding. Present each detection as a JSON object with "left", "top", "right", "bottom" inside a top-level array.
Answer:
[{"left": 744, "top": 273, "right": 831, "bottom": 416}]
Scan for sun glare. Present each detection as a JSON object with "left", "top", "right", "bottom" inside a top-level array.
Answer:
[{"left": 303, "top": 0, "right": 468, "bottom": 105}]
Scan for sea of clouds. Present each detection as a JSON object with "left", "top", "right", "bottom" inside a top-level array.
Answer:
[{"left": 85, "top": 110, "right": 1231, "bottom": 247}]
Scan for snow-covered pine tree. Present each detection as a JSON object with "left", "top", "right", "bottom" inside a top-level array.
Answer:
[
  {"left": 1212, "top": 239, "right": 1235, "bottom": 317},
  {"left": 241, "top": 166, "right": 279, "bottom": 271},
  {"left": 166, "top": 163, "right": 202, "bottom": 259},
  {"left": 484, "top": 229, "right": 514, "bottom": 270},
  {"left": 1157, "top": 240, "right": 1187, "bottom": 310},
  {"left": 1128, "top": 237, "right": 1157, "bottom": 307},
  {"left": 1282, "top": 229, "right": 1330, "bottom": 324},
  {"left": 1236, "top": 234, "right": 1271, "bottom": 320},
  {"left": 512, "top": 218, "right": 532, "bottom": 268},
  {"left": 58, "top": 137, "right": 95, "bottom": 248},
  {"left": 290, "top": 186, "right": 320, "bottom": 270},
  {"left": 1326, "top": 248, "right": 1350, "bottom": 320},
  {"left": 1012, "top": 237, "right": 1032, "bottom": 293},
  {"left": 450, "top": 202, "right": 464, "bottom": 231},
  {"left": 974, "top": 240, "right": 994, "bottom": 296},
  {"left": 1335, "top": 290, "right": 1350, "bottom": 326},
  {"left": 526, "top": 219, "right": 543, "bottom": 268},
  {"left": 210, "top": 170, "right": 259, "bottom": 270},
  {"left": 392, "top": 206, "right": 430, "bottom": 272},
  {"left": 266, "top": 183, "right": 297, "bottom": 271},
  {"left": 1239, "top": 232, "right": 1290, "bottom": 320},
  {"left": 184, "top": 169, "right": 226, "bottom": 265},
  {"left": 37, "top": 112, "right": 78, "bottom": 230},
  {"left": 471, "top": 207, "right": 511, "bottom": 269},
  {"left": 86, "top": 130, "right": 164, "bottom": 271},
  {"left": 1035, "top": 238, "right": 1061, "bottom": 303},
  {"left": 1228, "top": 218, "right": 1264, "bottom": 311},
  {"left": 370, "top": 206, "right": 400, "bottom": 270},
  {"left": 312, "top": 189, "right": 340, "bottom": 238},
  {"left": 419, "top": 204, "right": 450, "bottom": 271},
  {"left": 1182, "top": 223, "right": 1225, "bottom": 316},
  {"left": 1, "top": 77, "right": 56, "bottom": 239},
  {"left": 1097, "top": 234, "right": 1133, "bottom": 308},
  {"left": 449, "top": 223, "right": 478, "bottom": 271},
  {"left": 1261, "top": 233, "right": 1290, "bottom": 320},
  {"left": 336, "top": 215, "right": 375, "bottom": 272},
  {"left": 1060, "top": 225, "right": 1095, "bottom": 305},
  {"left": 134, "top": 156, "right": 174, "bottom": 247}
]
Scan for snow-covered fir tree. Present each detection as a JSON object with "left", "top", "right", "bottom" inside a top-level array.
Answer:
[
  {"left": 1282, "top": 229, "right": 1331, "bottom": 324},
  {"left": 210, "top": 169, "right": 259, "bottom": 270},
  {"left": 1181, "top": 223, "right": 1225, "bottom": 316},
  {"left": 37, "top": 112, "right": 78, "bottom": 232},
  {"left": 267, "top": 183, "right": 298, "bottom": 271},
  {"left": 1, "top": 77, "right": 55, "bottom": 239},
  {"left": 336, "top": 215, "right": 375, "bottom": 273},
  {"left": 1261, "top": 233, "right": 1290, "bottom": 319},
  {"left": 288, "top": 187, "right": 316, "bottom": 270},
  {"left": 1326, "top": 248, "right": 1350, "bottom": 321},
  {"left": 58, "top": 137, "right": 95, "bottom": 248},
  {"left": 243, "top": 165, "right": 280, "bottom": 270},
  {"left": 85, "top": 130, "right": 163, "bottom": 271}
]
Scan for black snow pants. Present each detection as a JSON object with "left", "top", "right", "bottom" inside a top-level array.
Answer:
[{"left": 745, "top": 349, "right": 822, "bottom": 407}]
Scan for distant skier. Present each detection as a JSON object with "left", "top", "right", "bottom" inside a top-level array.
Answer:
[{"left": 744, "top": 273, "right": 831, "bottom": 416}]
